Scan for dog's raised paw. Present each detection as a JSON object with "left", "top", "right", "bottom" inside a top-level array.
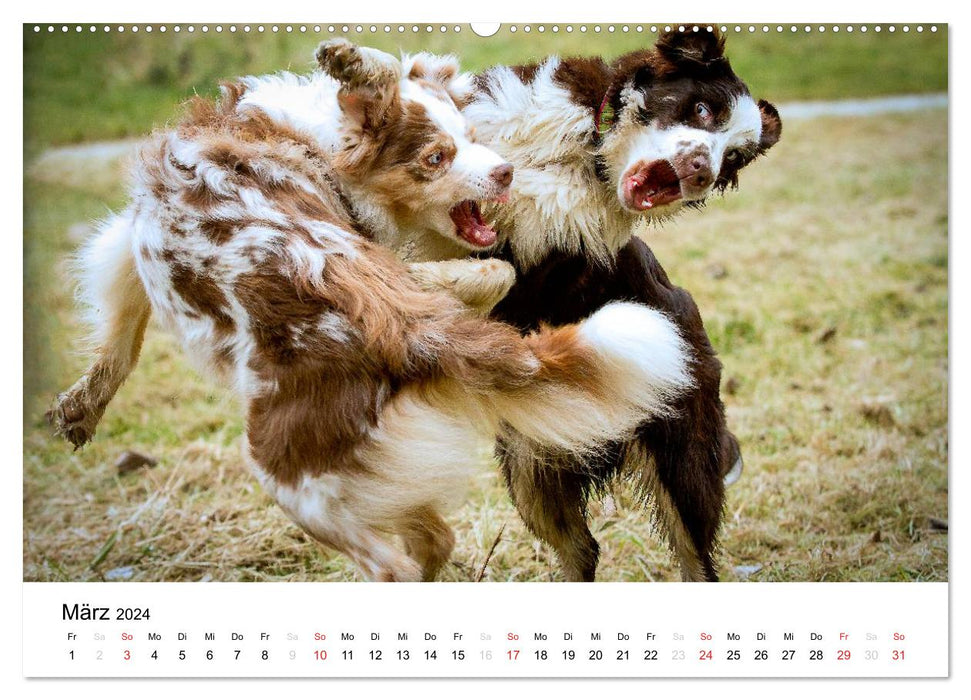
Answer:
[
  {"left": 316, "top": 39, "right": 400, "bottom": 88},
  {"left": 316, "top": 39, "right": 361, "bottom": 83},
  {"left": 47, "top": 390, "right": 99, "bottom": 449}
]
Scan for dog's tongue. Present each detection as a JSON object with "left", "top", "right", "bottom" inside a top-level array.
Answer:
[
  {"left": 450, "top": 201, "right": 497, "bottom": 247},
  {"left": 626, "top": 160, "right": 682, "bottom": 210}
]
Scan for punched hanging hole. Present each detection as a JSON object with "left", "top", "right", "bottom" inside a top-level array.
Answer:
[{"left": 470, "top": 23, "right": 501, "bottom": 37}]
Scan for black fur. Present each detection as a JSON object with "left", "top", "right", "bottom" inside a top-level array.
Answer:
[{"left": 492, "top": 237, "right": 730, "bottom": 581}]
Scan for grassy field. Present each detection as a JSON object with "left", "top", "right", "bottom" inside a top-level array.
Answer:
[
  {"left": 23, "top": 27, "right": 947, "bottom": 581},
  {"left": 24, "top": 24, "right": 947, "bottom": 151}
]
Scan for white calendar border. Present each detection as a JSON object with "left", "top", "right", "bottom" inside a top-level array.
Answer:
[{"left": 7, "top": 0, "right": 963, "bottom": 695}]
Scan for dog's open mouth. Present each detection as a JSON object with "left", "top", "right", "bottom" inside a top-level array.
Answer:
[
  {"left": 450, "top": 200, "right": 497, "bottom": 248},
  {"left": 623, "top": 160, "right": 683, "bottom": 211}
]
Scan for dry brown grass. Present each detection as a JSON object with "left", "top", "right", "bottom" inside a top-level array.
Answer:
[{"left": 23, "top": 110, "right": 948, "bottom": 582}]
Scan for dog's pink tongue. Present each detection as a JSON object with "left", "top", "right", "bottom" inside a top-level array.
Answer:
[
  {"left": 626, "top": 160, "right": 683, "bottom": 211},
  {"left": 464, "top": 222, "right": 497, "bottom": 247},
  {"left": 450, "top": 201, "right": 497, "bottom": 247}
]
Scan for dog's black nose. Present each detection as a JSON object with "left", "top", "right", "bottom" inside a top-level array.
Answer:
[{"left": 490, "top": 163, "right": 514, "bottom": 188}]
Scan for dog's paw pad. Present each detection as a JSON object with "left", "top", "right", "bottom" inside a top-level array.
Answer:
[{"left": 47, "top": 393, "right": 97, "bottom": 449}]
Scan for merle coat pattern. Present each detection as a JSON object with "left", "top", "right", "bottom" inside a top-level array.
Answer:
[{"left": 48, "top": 40, "right": 696, "bottom": 582}]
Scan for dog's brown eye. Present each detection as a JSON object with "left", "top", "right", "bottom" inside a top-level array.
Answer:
[
  {"left": 427, "top": 151, "right": 444, "bottom": 166},
  {"left": 696, "top": 102, "right": 712, "bottom": 121}
]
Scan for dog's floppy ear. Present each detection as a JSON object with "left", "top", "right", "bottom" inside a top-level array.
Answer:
[
  {"left": 757, "top": 99, "right": 782, "bottom": 152},
  {"left": 404, "top": 52, "right": 475, "bottom": 107},
  {"left": 609, "top": 49, "right": 657, "bottom": 92},
  {"left": 655, "top": 26, "right": 727, "bottom": 74},
  {"left": 316, "top": 39, "right": 402, "bottom": 136}
]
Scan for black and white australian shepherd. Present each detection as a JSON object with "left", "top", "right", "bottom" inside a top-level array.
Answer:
[
  {"left": 47, "top": 40, "right": 695, "bottom": 581},
  {"left": 417, "top": 28, "right": 782, "bottom": 581}
]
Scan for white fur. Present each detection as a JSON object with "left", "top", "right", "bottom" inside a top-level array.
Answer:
[
  {"left": 238, "top": 72, "right": 344, "bottom": 151},
  {"left": 251, "top": 387, "right": 490, "bottom": 581},
  {"left": 580, "top": 302, "right": 692, "bottom": 398},
  {"left": 412, "top": 300, "right": 692, "bottom": 455},
  {"left": 75, "top": 214, "right": 143, "bottom": 348},
  {"left": 496, "top": 302, "right": 692, "bottom": 450},
  {"left": 466, "top": 58, "right": 637, "bottom": 268},
  {"left": 466, "top": 64, "right": 765, "bottom": 268}
]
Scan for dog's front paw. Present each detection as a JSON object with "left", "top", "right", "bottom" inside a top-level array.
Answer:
[
  {"left": 408, "top": 259, "right": 516, "bottom": 315},
  {"left": 46, "top": 383, "right": 103, "bottom": 449},
  {"left": 464, "top": 259, "right": 516, "bottom": 313}
]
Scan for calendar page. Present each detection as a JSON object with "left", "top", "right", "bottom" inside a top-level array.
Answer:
[{"left": 20, "top": 7, "right": 952, "bottom": 686}]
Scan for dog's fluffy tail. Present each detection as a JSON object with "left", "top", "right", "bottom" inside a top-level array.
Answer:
[
  {"left": 437, "top": 302, "right": 692, "bottom": 454},
  {"left": 48, "top": 212, "right": 152, "bottom": 448},
  {"left": 504, "top": 302, "right": 692, "bottom": 451}
]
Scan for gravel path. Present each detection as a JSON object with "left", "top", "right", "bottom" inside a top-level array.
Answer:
[{"left": 778, "top": 92, "right": 947, "bottom": 120}]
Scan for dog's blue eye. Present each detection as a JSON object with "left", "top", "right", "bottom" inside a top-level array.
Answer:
[
  {"left": 725, "top": 149, "right": 740, "bottom": 163},
  {"left": 696, "top": 102, "right": 712, "bottom": 120},
  {"left": 427, "top": 151, "right": 443, "bottom": 166}
]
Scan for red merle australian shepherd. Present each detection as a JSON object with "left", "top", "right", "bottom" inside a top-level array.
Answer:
[
  {"left": 47, "top": 40, "right": 694, "bottom": 581},
  {"left": 459, "top": 28, "right": 782, "bottom": 581}
]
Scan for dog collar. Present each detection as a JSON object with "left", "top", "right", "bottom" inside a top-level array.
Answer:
[{"left": 595, "top": 91, "right": 615, "bottom": 136}]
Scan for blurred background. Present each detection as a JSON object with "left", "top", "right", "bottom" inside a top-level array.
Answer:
[
  {"left": 23, "top": 24, "right": 948, "bottom": 582},
  {"left": 24, "top": 25, "right": 947, "bottom": 151}
]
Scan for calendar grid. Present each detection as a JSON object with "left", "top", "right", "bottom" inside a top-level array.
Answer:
[{"left": 23, "top": 582, "right": 948, "bottom": 678}]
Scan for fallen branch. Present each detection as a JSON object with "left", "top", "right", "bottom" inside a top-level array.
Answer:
[{"left": 476, "top": 524, "right": 505, "bottom": 582}]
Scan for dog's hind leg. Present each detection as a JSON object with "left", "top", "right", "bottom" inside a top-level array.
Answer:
[
  {"left": 398, "top": 506, "right": 456, "bottom": 581},
  {"left": 48, "top": 215, "right": 151, "bottom": 448},
  {"left": 251, "top": 391, "right": 481, "bottom": 582},
  {"left": 317, "top": 525, "right": 424, "bottom": 582},
  {"left": 313, "top": 523, "right": 424, "bottom": 582},
  {"left": 612, "top": 239, "right": 727, "bottom": 580},
  {"left": 255, "top": 467, "right": 424, "bottom": 582},
  {"left": 499, "top": 432, "right": 606, "bottom": 582},
  {"left": 635, "top": 434, "right": 725, "bottom": 582}
]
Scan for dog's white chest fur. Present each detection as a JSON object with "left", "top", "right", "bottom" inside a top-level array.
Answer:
[{"left": 465, "top": 58, "right": 634, "bottom": 268}]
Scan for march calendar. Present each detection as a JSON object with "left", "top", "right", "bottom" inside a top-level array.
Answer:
[
  {"left": 23, "top": 584, "right": 949, "bottom": 677},
  {"left": 22, "top": 16, "right": 950, "bottom": 683}
]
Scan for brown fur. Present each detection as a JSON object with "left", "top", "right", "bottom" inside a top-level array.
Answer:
[
  {"left": 50, "top": 40, "right": 689, "bottom": 581},
  {"left": 400, "top": 506, "right": 457, "bottom": 581},
  {"left": 552, "top": 57, "right": 612, "bottom": 113},
  {"left": 169, "top": 262, "right": 236, "bottom": 334}
]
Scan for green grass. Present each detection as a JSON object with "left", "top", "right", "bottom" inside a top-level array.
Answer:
[
  {"left": 22, "top": 110, "right": 948, "bottom": 582},
  {"left": 23, "top": 24, "right": 947, "bottom": 150}
]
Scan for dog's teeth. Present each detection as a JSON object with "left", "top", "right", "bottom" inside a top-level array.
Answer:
[{"left": 642, "top": 200, "right": 652, "bottom": 208}]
